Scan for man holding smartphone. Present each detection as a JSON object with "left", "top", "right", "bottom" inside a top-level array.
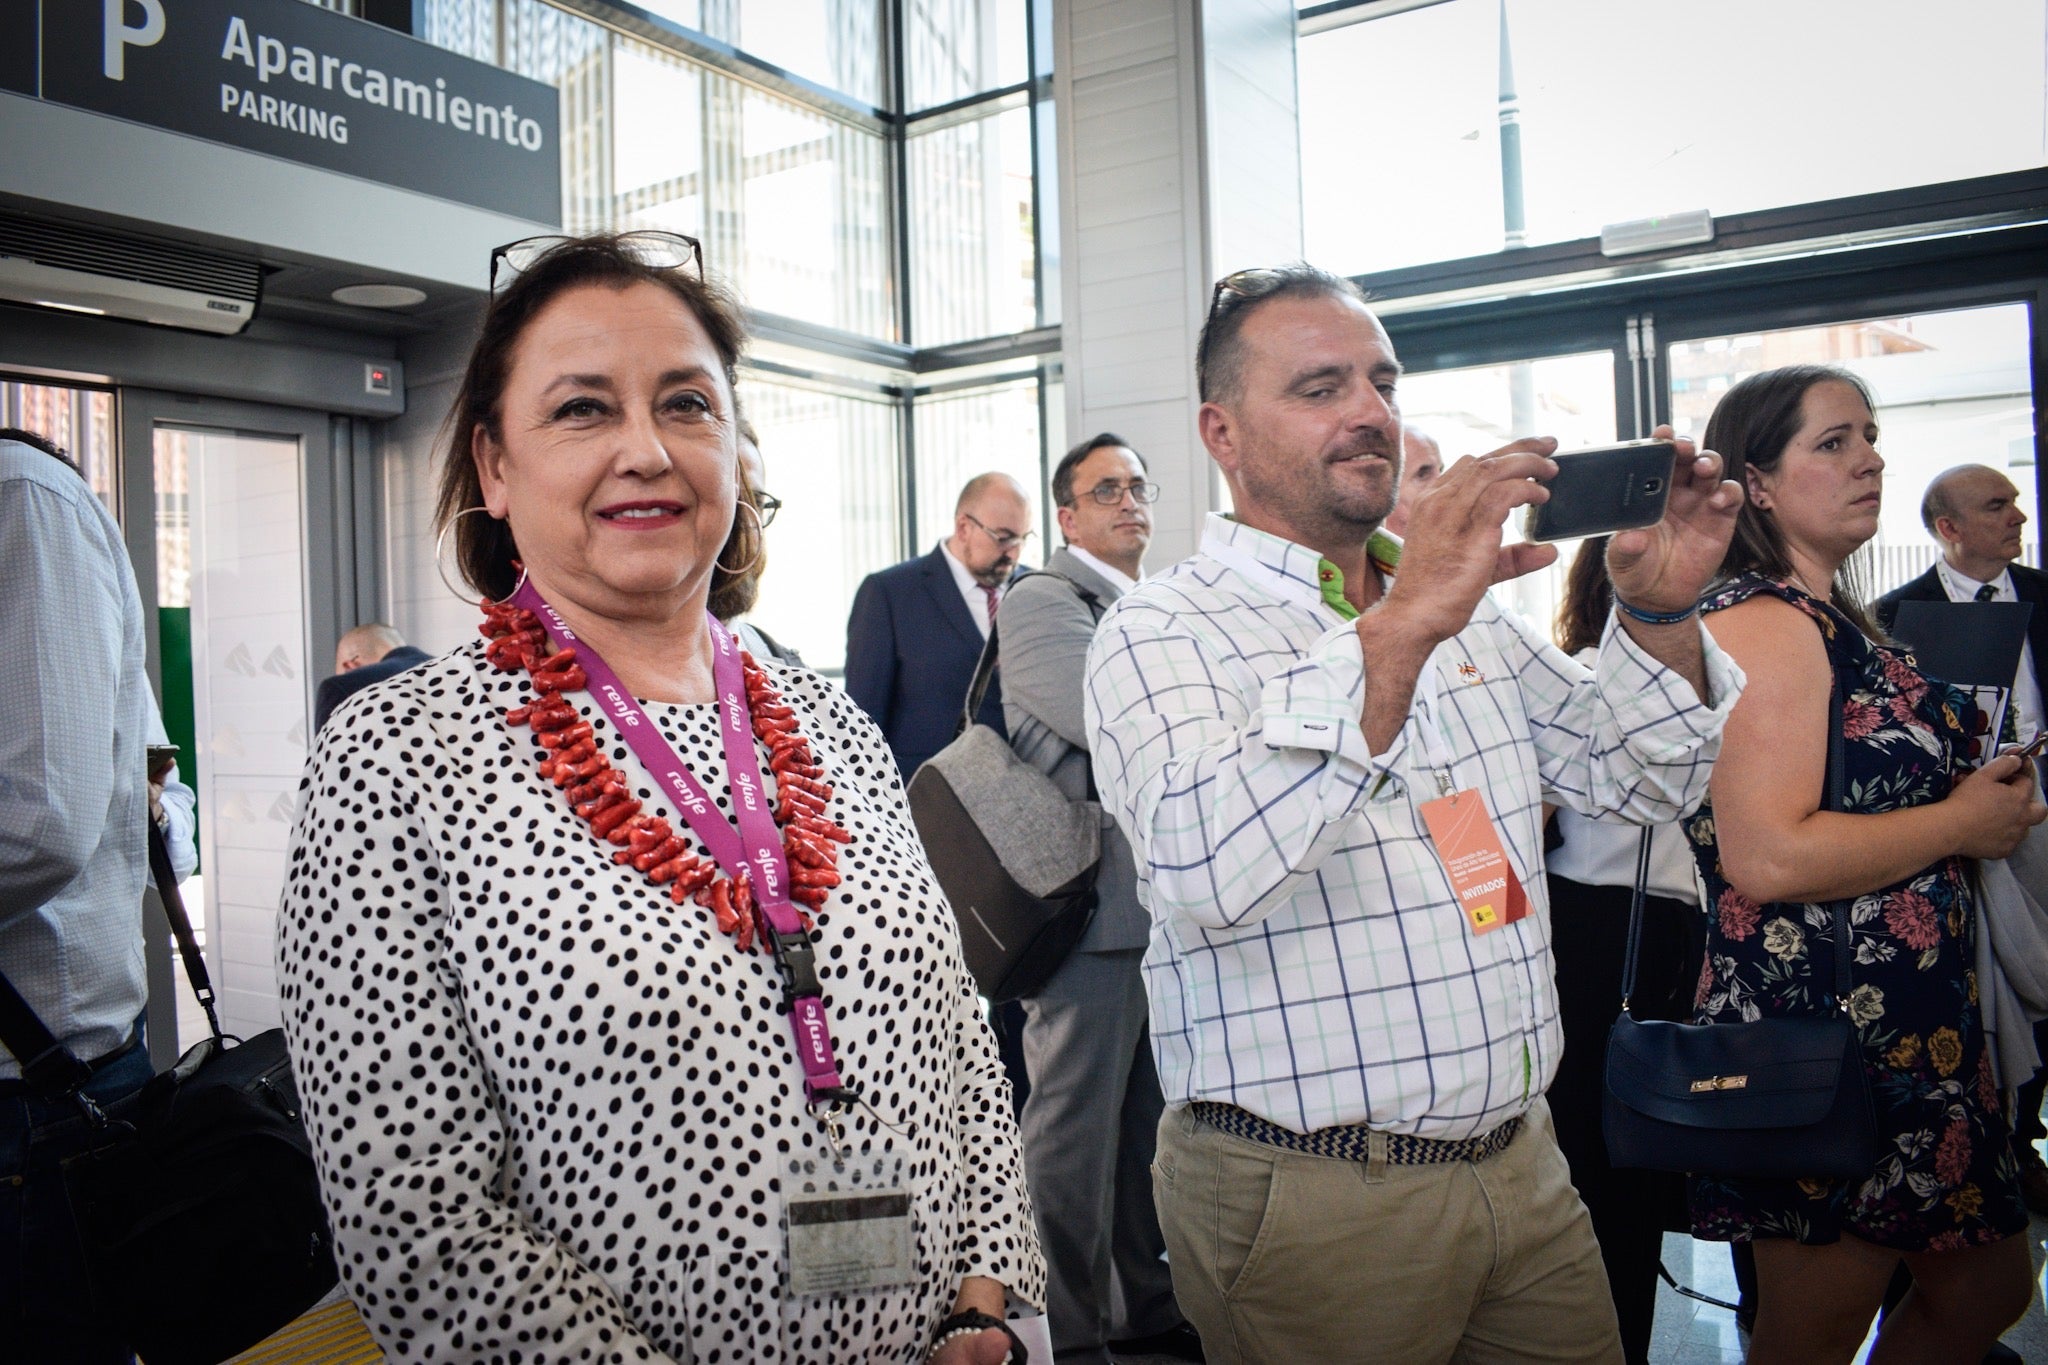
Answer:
[{"left": 1082, "top": 265, "right": 1747, "bottom": 1361}]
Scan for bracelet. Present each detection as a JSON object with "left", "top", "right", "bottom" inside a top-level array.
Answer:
[
  {"left": 1612, "top": 595, "right": 1698, "bottom": 626},
  {"left": 929, "top": 1309, "right": 1020, "bottom": 1363}
]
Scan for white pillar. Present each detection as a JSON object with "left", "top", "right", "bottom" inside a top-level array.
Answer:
[{"left": 1052, "top": 0, "right": 1303, "bottom": 566}]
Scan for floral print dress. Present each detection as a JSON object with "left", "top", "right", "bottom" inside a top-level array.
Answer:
[{"left": 1682, "top": 575, "right": 2024, "bottom": 1251}]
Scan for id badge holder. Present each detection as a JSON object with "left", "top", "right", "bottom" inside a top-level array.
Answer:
[
  {"left": 784, "top": 1149, "right": 915, "bottom": 1296},
  {"left": 1418, "top": 781, "right": 1530, "bottom": 936}
]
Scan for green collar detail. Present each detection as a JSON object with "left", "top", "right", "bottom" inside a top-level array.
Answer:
[{"left": 1316, "top": 530, "right": 1402, "bottom": 621}]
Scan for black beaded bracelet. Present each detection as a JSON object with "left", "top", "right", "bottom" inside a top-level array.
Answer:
[
  {"left": 1612, "top": 595, "right": 1698, "bottom": 627},
  {"left": 929, "top": 1309, "right": 1025, "bottom": 1364}
]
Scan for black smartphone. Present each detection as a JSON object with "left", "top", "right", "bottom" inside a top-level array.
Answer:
[{"left": 1523, "top": 439, "right": 1678, "bottom": 543}]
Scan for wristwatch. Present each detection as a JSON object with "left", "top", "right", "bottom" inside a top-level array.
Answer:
[{"left": 928, "top": 1309, "right": 1025, "bottom": 1364}]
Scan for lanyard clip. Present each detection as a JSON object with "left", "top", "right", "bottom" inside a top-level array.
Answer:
[
  {"left": 1435, "top": 769, "right": 1455, "bottom": 799},
  {"left": 770, "top": 933, "right": 823, "bottom": 1014}
]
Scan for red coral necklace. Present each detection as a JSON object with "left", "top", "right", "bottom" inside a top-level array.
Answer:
[{"left": 478, "top": 595, "right": 847, "bottom": 953}]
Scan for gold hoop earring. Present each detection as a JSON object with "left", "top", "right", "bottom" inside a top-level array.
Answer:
[
  {"left": 434, "top": 506, "right": 526, "bottom": 605},
  {"left": 717, "top": 500, "right": 764, "bottom": 578}
]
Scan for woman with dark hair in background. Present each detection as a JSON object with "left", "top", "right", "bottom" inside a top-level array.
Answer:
[
  {"left": 1544, "top": 535, "right": 1706, "bottom": 1364},
  {"left": 1684, "top": 364, "right": 2043, "bottom": 1362},
  {"left": 278, "top": 233, "right": 1043, "bottom": 1364}
]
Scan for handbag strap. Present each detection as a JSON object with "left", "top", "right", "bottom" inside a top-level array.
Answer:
[
  {"left": 0, "top": 951, "right": 92, "bottom": 1096},
  {"left": 1619, "top": 661, "right": 1855, "bottom": 1011},
  {"left": 1822, "top": 663, "right": 1853, "bottom": 1006},
  {"left": 148, "top": 817, "right": 224, "bottom": 1041},
  {"left": 0, "top": 817, "right": 225, "bottom": 1098},
  {"left": 958, "top": 570, "right": 1105, "bottom": 734}
]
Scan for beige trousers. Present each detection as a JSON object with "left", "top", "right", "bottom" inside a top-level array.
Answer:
[{"left": 1151, "top": 1097, "right": 1624, "bottom": 1365}]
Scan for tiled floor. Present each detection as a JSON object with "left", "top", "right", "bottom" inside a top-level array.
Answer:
[{"left": 1650, "top": 1217, "right": 2048, "bottom": 1363}]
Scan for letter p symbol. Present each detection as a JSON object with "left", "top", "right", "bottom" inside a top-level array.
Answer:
[{"left": 104, "top": 0, "right": 166, "bottom": 81}]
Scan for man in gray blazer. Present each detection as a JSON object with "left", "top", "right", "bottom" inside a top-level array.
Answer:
[{"left": 1000, "top": 435, "right": 1198, "bottom": 1363}]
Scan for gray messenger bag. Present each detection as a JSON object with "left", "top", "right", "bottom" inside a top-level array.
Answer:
[{"left": 907, "top": 575, "right": 1102, "bottom": 1001}]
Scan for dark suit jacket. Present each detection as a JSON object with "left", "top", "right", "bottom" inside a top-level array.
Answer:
[
  {"left": 1875, "top": 562, "right": 2048, "bottom": 686},
  {"left": 844, "top": 546, "right": 1008, "bottom": 779},
  {"left": 314, "top": 645, "right": 433, "bottom": 733}
]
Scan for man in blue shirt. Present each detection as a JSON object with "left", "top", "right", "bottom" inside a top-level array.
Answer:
[{"left": 0, "top": 426, "right": 155, "bottom": 1362}]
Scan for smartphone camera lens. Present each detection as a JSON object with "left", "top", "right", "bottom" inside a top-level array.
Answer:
[{"left": 1644, "top": 477, "right": 1664, "bottom": 495}]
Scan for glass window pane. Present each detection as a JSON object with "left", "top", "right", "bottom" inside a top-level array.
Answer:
[
  {"left": 1667, "top": 303, "right": 2038, "bottom": 591},
  {"left": 494, "top": 0, "right": 612, "bottom": 232},
  {"left": 727, "top": 80, "right": 894, "bottom": 336},
  {"left": 1395, "top": 350, "right": 1619, "bottom": 633},
  {"left": 905, "top": 0, "right": 1028, "bottom": 110},
  {"left": 417, "top": 0, "right": 498, "bottom": 62},
  {"left": 633, "top": 0, "right": 884, "bottom": 106},
  {"left": 0, "top": 380, "right": 117, "bottom": 518},
  {"left": 1301, "top": 0, "right": 2048, "bottom": 276},
  {"left": 612, "top": 42, "right": 706, "bottom": 237},
  {"left": 740, "top": 376, "right": 901, "bottom": 671},
  {"left": 911, "top": 376, "right": 1043, "bottom": 553},
  {"left": 909, "top": 106, "right": 1038, "bottom": 345}
]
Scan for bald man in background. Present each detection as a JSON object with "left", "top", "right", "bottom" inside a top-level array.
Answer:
[
  {"left": 1381, "top": 426, "right": 1442, "bottom": 538},
  {"left": 313, "top": 624, "right": 432, "bottom": 732},
  {"left": 844, "top": 472, "right": 1034, "bottom": 778}
]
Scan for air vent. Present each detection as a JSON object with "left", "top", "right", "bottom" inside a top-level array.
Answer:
[{"left": 0, "top": 212, "right": 261, "bottom": 335}]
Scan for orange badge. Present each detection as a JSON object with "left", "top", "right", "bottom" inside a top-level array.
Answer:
[{"left": 1418, "top": 788, "right": 1530, "bottom": 935}]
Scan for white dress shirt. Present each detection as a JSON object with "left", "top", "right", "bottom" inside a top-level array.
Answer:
[
  {"left": 1545, "top": 650, "right": 1704, "bottom": 905},
  {"left": 1935, "top": 560, "right": 2045, "bottom": 744},
  {"left": 0, "top": 438, "right": 151, "bottom": 1078},
  {"left": 1084, "top": 514, "right": 1743, "bottom": 1138},
  {"left": 941, "top": 539, "right": 1004, "bottom": 640},
  {"left": 146, "top": 702, "right": 198, "bottom": 884},
  {"left": 1064, "top": 544, "right": 1140, "bottom": 594}
]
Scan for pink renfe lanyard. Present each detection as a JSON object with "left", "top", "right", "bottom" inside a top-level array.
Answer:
[{"left": 509, "top": 582, "right": 853, "bottom": 1111}]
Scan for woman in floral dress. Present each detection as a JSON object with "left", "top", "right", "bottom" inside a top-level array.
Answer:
[{"left": 1683, "top": 365, "right": 2046, "bottom": 1363}]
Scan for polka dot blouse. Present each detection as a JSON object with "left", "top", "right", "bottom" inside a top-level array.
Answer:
[{"left": 277, "top": 641, "right": 1045, "bottom": 1363}]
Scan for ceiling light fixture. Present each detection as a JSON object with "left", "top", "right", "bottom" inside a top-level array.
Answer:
[{"left": 332, "top": 283, "right": 428, "bottom": 308}]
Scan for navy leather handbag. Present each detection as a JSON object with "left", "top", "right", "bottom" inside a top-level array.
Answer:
[{"left": 1602, "top": 671, "right": 1882, "bottom": 1179}]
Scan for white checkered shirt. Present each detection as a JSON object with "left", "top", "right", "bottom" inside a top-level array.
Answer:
[{"left": 1083, "top": 514, "right": 1743, "bottom": 1139}]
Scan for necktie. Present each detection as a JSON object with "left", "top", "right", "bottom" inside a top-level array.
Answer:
[
  {"left": 981, "top": 584, "right": 999, "bottom": 624},
  {"left": 1977, "top": 584, "right": 1998, "bottom": 602}
]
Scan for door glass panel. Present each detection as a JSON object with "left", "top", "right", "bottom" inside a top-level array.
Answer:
[
  {"left": 1300, "top": 0, "right": 2048, "bottom": 276},
  {"left": 156, "top": 426, "right": 310, "bottom": 1041},
  {"left": 1667, "top": 302, "right": 2037, "bottom": 598},
  {"left": 0, "top": 379, "right": 117, "bottom": 518},
  {"left": 1397, "top": 350, "right": 1620, "bottom": 637}
]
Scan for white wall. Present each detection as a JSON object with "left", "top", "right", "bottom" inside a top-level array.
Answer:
[
  {"left": 1052, "top": 0, "right": 1303, "bottom": 568},
  {"left": 382, "top": 315, "right": 482, "bottom": 655}
]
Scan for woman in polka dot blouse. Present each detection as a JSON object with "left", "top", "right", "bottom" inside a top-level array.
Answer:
[{"left": 278, "top": 234, "right": 1044, "bottom": 1364}]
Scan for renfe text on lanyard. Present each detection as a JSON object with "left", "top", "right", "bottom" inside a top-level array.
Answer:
[{"left": 509, "top": 581, "right": 856, "bottom": 1116}]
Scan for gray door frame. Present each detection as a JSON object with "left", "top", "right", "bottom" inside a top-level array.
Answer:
[{"left": 116, "top": 390, "right": 373, "bottom": 1065}]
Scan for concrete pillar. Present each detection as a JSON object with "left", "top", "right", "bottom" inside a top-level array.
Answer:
[{"left": 1052, "top": 0, "right": 1303, "bottom": 566}]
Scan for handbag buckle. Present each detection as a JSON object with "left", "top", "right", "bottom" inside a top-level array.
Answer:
[{"left": 1689, "top": 1074, "right": 1750, "bottom": 1093}]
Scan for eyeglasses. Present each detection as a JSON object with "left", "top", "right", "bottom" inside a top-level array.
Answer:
[
  {"left": 1079, "top": 478, "right": 1160, "bottom": 506},
  {"left": 754, "top": 489, "right": 783, "bottom": 528},
  {"left": 1207, "top": 267, "right": 1293, "bottom": 321},
  {"left": 488, "top": 230, "right": 704, "bottom": 294},
  {"left": 962, "top": 511, "right": 1034, "bottom": 552}
]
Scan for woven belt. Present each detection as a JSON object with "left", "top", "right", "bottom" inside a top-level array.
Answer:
[{"left": 1191, "top": 1101, "right": 1521, "bottom": 1166}]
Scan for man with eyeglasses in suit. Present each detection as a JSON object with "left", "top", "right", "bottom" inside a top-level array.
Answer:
[{"left": 999, "top": 435, "right": 1201, "bottom": 1364}]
